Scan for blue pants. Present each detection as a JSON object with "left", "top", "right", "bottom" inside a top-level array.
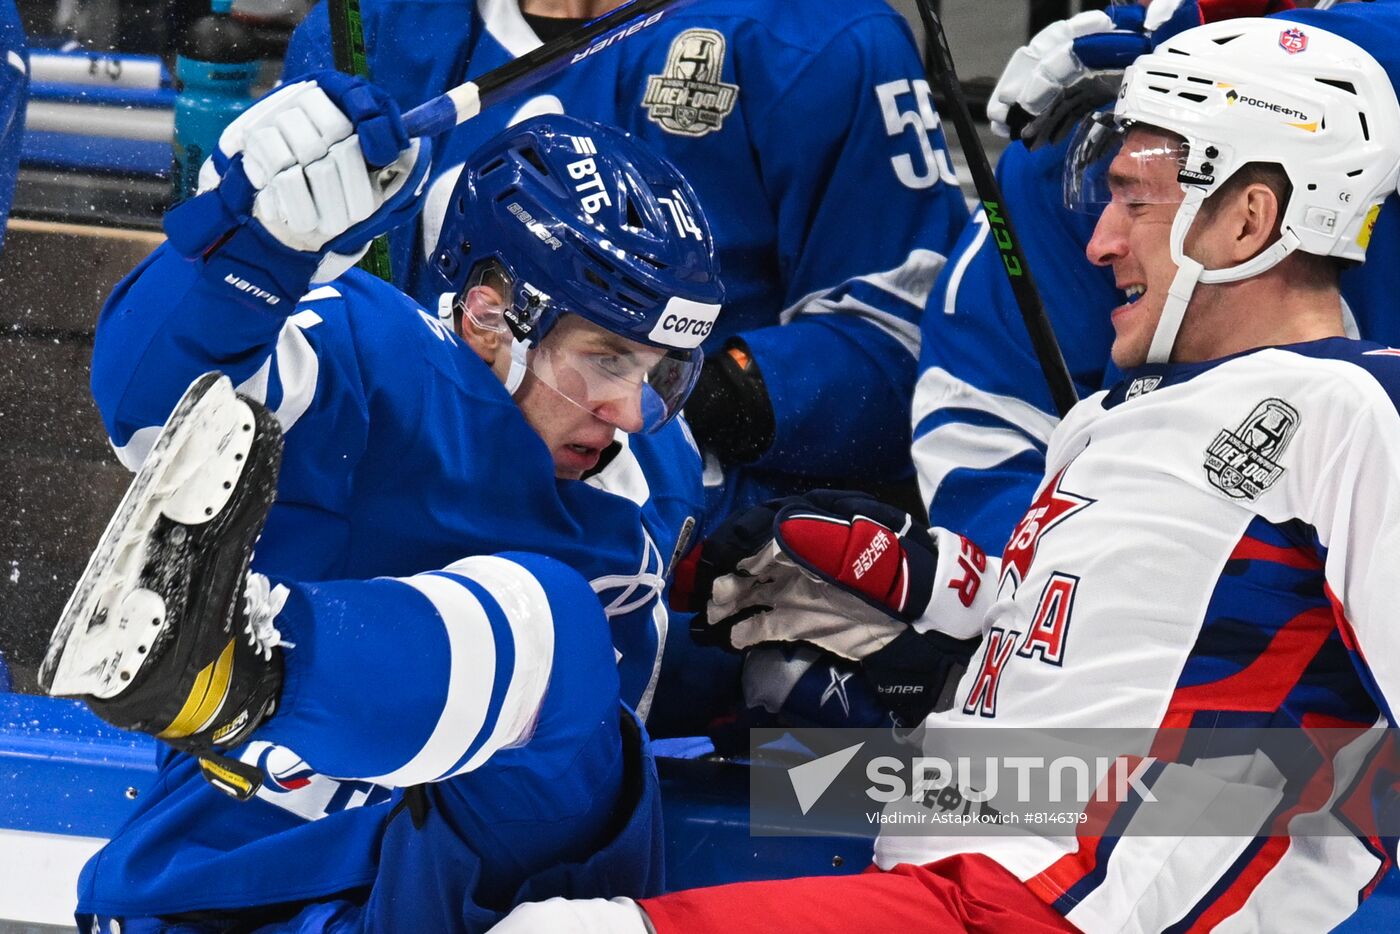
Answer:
[{"left": 79, "top": 554, "right": 663, "bottom": 931}]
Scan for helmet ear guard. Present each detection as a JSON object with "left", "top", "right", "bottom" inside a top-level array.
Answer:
[
  {"left": 1066, "top": 18, "right": 1400, "bottom": 362},
  {"left": 437, "top": 260, "right": 513, "bottom": 335}
]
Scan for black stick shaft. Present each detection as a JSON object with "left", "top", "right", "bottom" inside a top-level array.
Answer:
[
  {"left": 476, "top": 0, "right": 676, "bottom": 102},
  {"left": 403, "top": 0, "right": 689, "bottom": 137},
  {"left": 913, "top": 1, "right": 1079, "bottom": 418},
  {"left": 328, "top": 0, "right": 394, "bottom": 282}
]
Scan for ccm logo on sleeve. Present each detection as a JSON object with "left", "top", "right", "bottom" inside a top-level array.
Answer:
[{"left": 648, "top": 296, "right": 721, "bottom": 349}]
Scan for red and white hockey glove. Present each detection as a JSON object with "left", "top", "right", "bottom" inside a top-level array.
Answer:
[{"left": 676, "top": 490, "right": 995, "bottom": 723}]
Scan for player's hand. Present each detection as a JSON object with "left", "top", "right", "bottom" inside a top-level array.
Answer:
[
  {"left": 989, "top": 0, "right": 1294, "bottom": 149},
  {"left": 742, "top": 643, "right": 908, "bottom": 728},
  {"left": 165, "top": 71, "right": 430, "bottom": 289},
  {"left": 675, "top": 490, "right": 990, "bottom": 724},
  {"left": 1143, "top": 0, "right": 1296, "bottom": 44},
  {"left": 987, "top": 5, "right": 1147, "bottom": 147},
  {"left": 683, "top": 339, "right": 776, "bottom": 466}
]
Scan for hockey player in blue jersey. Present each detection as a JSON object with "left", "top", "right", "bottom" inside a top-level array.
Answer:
[
  {"left": 95, "top": 75, "right": 715, "bottom": 712},
  {"left": 915, "top": 0, "right": 1400, "bottom": 553},
  {"left": 283, "top": 0, "right": 969, "bottom": 526},
  {"left": 67, "top": 72, "right": 722, "bottom": 927},
  {"left": 44, "top": 372, "right": 660, "bottom": 931}
]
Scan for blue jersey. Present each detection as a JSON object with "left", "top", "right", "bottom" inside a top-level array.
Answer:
[
  {"left": 285, "top": 0, "right": 970, "bottom": 517},
  {"left": 93, "top": 244, "right": 697, "bottom": 707},
  {"left": 914, "top": 0, "right": 1400, "bottom": 555},
  {"left": 81, "top": 553, "right": 662, "bottom": 928},
  {"left": 82, "top": 245, "right": 691, "bottom": 917}
]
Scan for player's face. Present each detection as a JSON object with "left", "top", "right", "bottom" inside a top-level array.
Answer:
[
  {"left": 1085, "top": 127, "right": 1188, "bottom": 368},
  {"left": 513, "top": 316, "right": 659, "bottom": 479}
]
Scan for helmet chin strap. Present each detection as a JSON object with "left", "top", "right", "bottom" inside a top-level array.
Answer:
[
  {"left": 1146, "top": 187, "right": 1304, "bottom": 364},
  {"left": 438, "top": 290, "right": 532, "bottom": 394},
  {"left": 505, "top": 337, "right": 530, "bottom": 395}
]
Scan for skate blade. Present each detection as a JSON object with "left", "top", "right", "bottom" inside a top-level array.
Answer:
[{"left": 41, "top": 372, "right": 259, "bottom": 699}]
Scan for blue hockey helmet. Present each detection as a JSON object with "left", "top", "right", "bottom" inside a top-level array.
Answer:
[{"left": 428, "top": 113, "right": 724, "bottom": 433}]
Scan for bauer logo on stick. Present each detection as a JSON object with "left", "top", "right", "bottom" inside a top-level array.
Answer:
[{"left": 643, "top": 28, "right": 738, "bottom": 137}]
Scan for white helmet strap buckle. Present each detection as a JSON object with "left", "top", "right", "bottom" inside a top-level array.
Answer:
[{"left": 505, "top": 337, "right": 529, "bottom": 395}]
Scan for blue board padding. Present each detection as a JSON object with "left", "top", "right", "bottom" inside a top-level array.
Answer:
[
  {"left": 29, "top": 82, "right": 174, "bottom": 109},
  {"left": 0, "top": 691, "right": 1392, "bottom": 926},
  {"left": 21, "top": 129, "right": 170, "bottom": 176},
  {"left": 0, "top": 696, "right": 872, "bottom": 888},
  {"left": 657, "top": 755, "right": 872, "bottom": 889},
  {"left": 0, "top": 693, "right": 156, "bottom": 837}
]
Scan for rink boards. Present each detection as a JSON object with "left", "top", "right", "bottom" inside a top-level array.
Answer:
[
  {"left": 0, "top": 693, "right": 872, "bottom": 929},
  {"left": 1, "top": 693, "right": 1395, "bottom": 931}
]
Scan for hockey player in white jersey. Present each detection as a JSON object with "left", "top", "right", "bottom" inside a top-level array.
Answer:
[
  {"left": 914, "top": 0, "right": 1400, "bottom": 556},
  {"left": 496, "top": 17, "right": 1400, "bottom": 933}
]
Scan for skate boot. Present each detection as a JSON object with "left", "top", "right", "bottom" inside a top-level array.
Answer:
[{"left": 40, "top": 372, "right": 285, "bottom": 799}]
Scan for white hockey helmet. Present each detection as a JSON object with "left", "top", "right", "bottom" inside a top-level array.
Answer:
[{"left": 1066, "top": 17, "right": 1400, "bottom": 362}]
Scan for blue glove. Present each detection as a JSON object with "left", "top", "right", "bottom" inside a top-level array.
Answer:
[
  {"left": 165, "top": 71, "right": 431, "bottom": 309},
  {"left": 742, "top": 643, "right": 911, "bottom": 729}
]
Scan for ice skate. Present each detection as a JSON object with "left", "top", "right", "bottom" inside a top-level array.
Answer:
[{"left": 39, "top": 373, "right": 285, "bottom": 795}]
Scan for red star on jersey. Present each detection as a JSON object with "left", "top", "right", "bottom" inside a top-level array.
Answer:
[{"left": 1000, "top": 464, "right": 1094, "bottom": 587}]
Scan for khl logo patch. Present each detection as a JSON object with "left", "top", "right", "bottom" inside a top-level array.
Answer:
[
  {"left": 1125, "top": 375, "right": 1161, "bottom": 400},
  {"left": 1204, "top": 397, "right": 1300, "bottom": 502},
  {"left": 643, "top": 28, "right": 738, "bottom": 137}
]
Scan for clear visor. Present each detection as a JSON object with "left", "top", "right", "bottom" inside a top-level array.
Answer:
[
  {"left": 1064, "top": 113, "right": 1191, "bottom": 213},
  {"left": 454, "top": 262, "right": 702, "bottom": 434}
]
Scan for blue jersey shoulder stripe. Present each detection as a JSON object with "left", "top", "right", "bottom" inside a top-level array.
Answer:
[{"left": 914, "top": 405, "right": 1051, "bottom": 456}]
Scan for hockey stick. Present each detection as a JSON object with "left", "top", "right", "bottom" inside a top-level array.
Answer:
[
  {"left": 326, "top": 0, "right": 370, "bottom": 79},
  {"left": 328, "top": 0, "right": 394, "bottom": 281},
  {"left": 910, "top": 0, "right": 1079, "bottom": 419},
  {"left": 401, "top": 0, "right": 687, "bottom": 138}
]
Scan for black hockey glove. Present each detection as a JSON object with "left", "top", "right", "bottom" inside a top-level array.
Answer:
[
  {"left": 683, "top": 339, "right": 776, "bottom": 466},
  {"left": 674, "top": 490, "right": 990, "bottom": 723}
]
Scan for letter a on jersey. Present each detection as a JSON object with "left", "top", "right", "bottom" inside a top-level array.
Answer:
[{"left": 1017, "top": 572, "right": 1079, "bottom": 666}]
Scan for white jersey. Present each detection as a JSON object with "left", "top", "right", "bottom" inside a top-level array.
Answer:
[{"left": 879, "top": 338, "right": 1400, "bottom": 932}]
